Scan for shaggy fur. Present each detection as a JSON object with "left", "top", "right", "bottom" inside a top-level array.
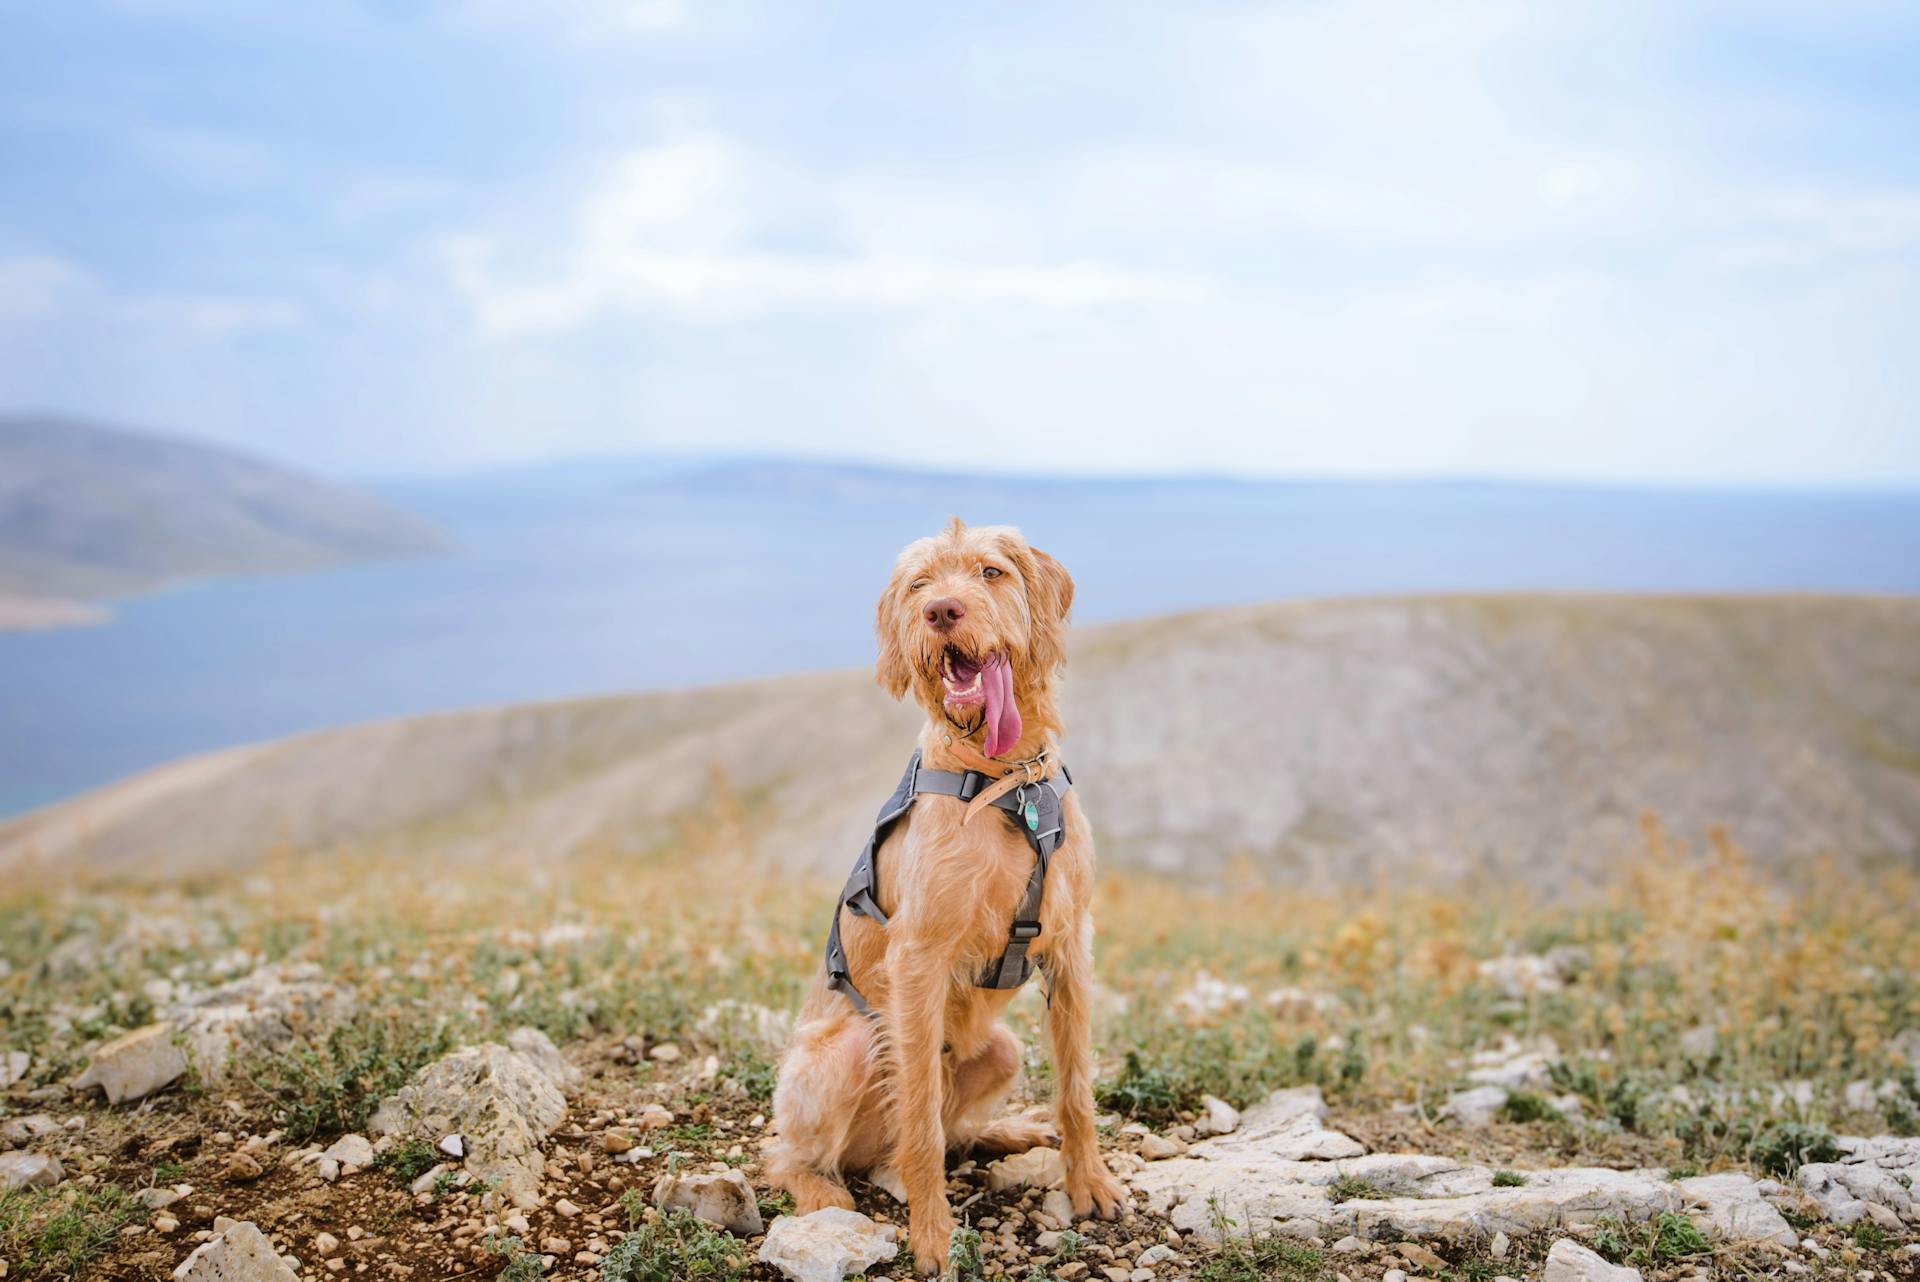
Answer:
[{"left": 765, "top": 518, "right": 1127, "bottom": 1272}]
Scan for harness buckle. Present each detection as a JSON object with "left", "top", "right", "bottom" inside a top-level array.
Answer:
[
  {"left": 957, "top": 771, "right": 987, "bottom": 801},
  {"left": 1009, "top": 920, "right": 1043, "bottom": 940}
]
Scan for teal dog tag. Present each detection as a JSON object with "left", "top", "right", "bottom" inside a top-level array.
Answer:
[{"left": 1024, "top": 800, "right": 1040, "bottom": 831}]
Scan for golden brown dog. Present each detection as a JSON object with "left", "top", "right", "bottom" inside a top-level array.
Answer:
[{"left": 766, "top": 518, "right": 1127, "bottom": 1271}]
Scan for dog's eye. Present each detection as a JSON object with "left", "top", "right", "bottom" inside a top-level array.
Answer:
[
  {"left": 981, "top": 566, "right": 1003, "bottom": 580},
  {"left": 909, "top": 579, "right": 930, "bottom": 592}
]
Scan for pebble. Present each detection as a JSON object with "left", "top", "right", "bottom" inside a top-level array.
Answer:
[
  {"left": 222, "top": 1152, "right": 264, "bottom": 1182},
  {"left": 542, "top": 1236, "right": 571, "bottom": 1254},
  {"left": 1490, "top": 1230, "right": 1510, "bottom": 1259},
  {"left": 1384, "top": 1271, "right": 1409, "bottom": 1282},
  {"left": 153, "top": 1215, "right": 180, "bottom": 1234},
  {"left": 1332, "top": 1235, "right": 1364, "bottom": 1253},
  {"left": 315, "top": 1231, "right": 340, "bottom": 1255},
  {"left": 438, "top": 1134, "right": 464, "bottom": 1158},
  {"left": 555, "top": 1198, "right": 582, "bottom": 1217},
  {"left": 648, "top": 1043, "right": 682, "bottom": 1062}
]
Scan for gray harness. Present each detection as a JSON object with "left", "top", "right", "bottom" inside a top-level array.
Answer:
[{"left": 824, "top": 748, "right": 1073, "bottom": 1017}]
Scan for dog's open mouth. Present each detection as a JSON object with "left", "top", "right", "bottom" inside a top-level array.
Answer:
[{"left": 942, "top": 646, "right": 1023, "bottom": 757}]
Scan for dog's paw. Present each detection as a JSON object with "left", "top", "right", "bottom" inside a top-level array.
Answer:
[
  {"left": 909, "top": 1208, "right": 954, "bottom": 1276},
  {"left": 1067, "top": 1161, "right": 1130, "bottom": 1220}
]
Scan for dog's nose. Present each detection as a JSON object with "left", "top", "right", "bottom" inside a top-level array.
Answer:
[{"left": 924, "top": 597, "right": 966, "bottom": 631}]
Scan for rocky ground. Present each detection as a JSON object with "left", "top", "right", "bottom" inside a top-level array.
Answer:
[{"left": 3, "top": 843, "right": 1917, "bottom": 1280}]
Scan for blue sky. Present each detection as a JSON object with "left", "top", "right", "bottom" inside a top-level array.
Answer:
[{"left": 2, "top": 1, "right": 1917, "bottom": 483}]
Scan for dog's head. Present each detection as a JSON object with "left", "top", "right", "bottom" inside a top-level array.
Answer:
[{"left": 875, "top": 517, "right": 1075, "bottom": 757}]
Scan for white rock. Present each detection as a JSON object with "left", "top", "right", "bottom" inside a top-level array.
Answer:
[
  {"left": 1441, "top": 1086, "right": 1509, "bottom": 1127},
  {"left": 369, "top": 1031, "right": 569, "bottom": 1208},
  {"left": 1172, "top": 971, "right": 1250, "bottom": 1018},
  {"left": 648, "top": 1043, "right": 683, "bottom": 1063},
  {"left": 1137, "top": 1243, "right": 1175, "bottom": 1266},
  {"left": 0, "top": 1151, "right": 63, "bottom": 1191},
  {"left": 1197, "top": 1095, "right": 1241, "bottom": 1137},
  {"left": 165, "top": 964, "right": 358, "bottom": 1077},
  {"left": 1331, "top": 1235, "right": 1363, "bottom": 1252},
  {"left": 137, "top": 1186, "right": 185, "bottom": 1210},
  {"left": 73, "top": 1023, "right": 188, "bottom": 1104},
  {"left": 758, "top": 1208, "right": 898, "bottom": 1282},
  {"left": 1798, "top": 1160, "right": 1914, "bottom": 1226},
  {"left": 1676, "top": 1173, "right": 1798, "bottom": 1246},
  {"left": 172, "top": 1218, "right": 300, "bottom": 1282},
  {"left": 1138, "top": 1133, "right": 1186, "bottom": 1161},
  {"left": 1477, "top": 955, "right": 1565, "bottom": 1000},
  {"left": 1489, "top": 1230, "right": 1510, "bottom": 1258},
  {"left": 438, "top": 1134, "right": 464, "bottom": 1158},
  {"left": 1384, "top": 1270, "right": 1408, "bottom": 1282},
  {"left": 1543, "top": 1238, "right": 1642, "bottom": 1282},
  {"left": 1189, "top": 1086, "right": 1364, "bottom": 1162},
  {"left": 696, "top": 1000, "right": 794, "bottom": 1052},
  {"left": 313, "top": 1231, "right": 340, "bottom": 1256},
  {"left": 986, "top": 1146, "right": 1065, "bottom": 1192},
  {"left": 319, "top": 1134, "right": 375, "bottom": 1168},
  {"left": 0, "top": 1114, "right": 61, "bottom": 1146},
  {"left": 506, "top": 1027, "right": 580, "bottom": 1087},
  {"left": 409, "top": 1163, "right": 448, "bottom": 1194},
  {"left": 1042, "top": 1188, "right": 1075, "bottom": 1225},
  {"left": 1, "top": 1050, "right": 31, "bottom": 1088},
  {"left": 653, "top": 1168, "right": 764, "bottom": 1235}
]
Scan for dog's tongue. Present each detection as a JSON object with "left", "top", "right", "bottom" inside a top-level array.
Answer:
[{"left": 982, "top": 654, "right": 1022, "bottom": 758}]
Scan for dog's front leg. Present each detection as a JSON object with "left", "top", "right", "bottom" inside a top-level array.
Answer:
[
  {"left": 887, "top": 942, "right": 955, "bottom": 1273},
  {"left": 1044, "top": 928, "right": 1130, "bottom": 1219}
]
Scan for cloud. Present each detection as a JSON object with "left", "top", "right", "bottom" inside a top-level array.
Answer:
[{"left": 441, "top": 135, "right": 1215, "bottom": 335}]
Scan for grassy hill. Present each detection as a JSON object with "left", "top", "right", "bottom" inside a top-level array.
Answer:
[
  {"left": 0, "top": 415, "right": 442, "bottom": 626},
  {"left": 3, "top": 594, "right": 1916, "bottom": 888}
]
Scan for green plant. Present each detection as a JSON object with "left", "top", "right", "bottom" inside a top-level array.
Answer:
[
  {"left": 430, "top": 1167, "right": 461, "bottom": 1199},
  {"left": 947, "top": 1225, "right": 987, "bottom": 1280},
  {"left": 487, "top": 1233, "right": 546, "bottom": 1282},
  {"left": 1667, "top": 1163, "right": 1700, "bottom": 1180},
  {"left": 1752, "top": 1124, "right": 1841, "bottom": 1177},
  {"left": 1328, "top": 1175, "right": 1388, "bottom": 1202},
  {"left": 1491, "top": 1169, "right": 1527, "bottom": 1187},
  {"left": 1501, "top": 1091, "right": 1560, "bottom": 1124},
  {"left": 1052, "top": 1228, "right": 1083, "bottom": 1260},
  {"left": 1850, "top": 1219, "right": 1898, "bottom": 1252},
  {"left": 1592, "top": 1212, "right": 1710, "bottom": 1266},
  {"left": 1192, "top": 1196, "right": 1326, "bottom": 1282},
  {"left": 0, "top": 1184, "right": 140, "bottom": 1278},
  {"left": 1095, "top": 1050, "right": 1190, "bottom": 1123},
  {"left": 377, "top": 1138, "right": 440, "bottom": 1186},
  {"left": 247, "top": 1012, "right": 452, "bottom": 1143},
  {"left": 723, "top": 1048, "right": 777, "bottom": 1103},
  {"left": 599, "top": 1208, "right": 750, "bottom": 1281}
]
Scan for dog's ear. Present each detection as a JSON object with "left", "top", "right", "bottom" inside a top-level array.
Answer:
[
  {"left": 1022, "top": 544, "right": 1075, "bottom": 678},
  {"left": 874, "top": 563, "right": 913, "bottom": 699}
]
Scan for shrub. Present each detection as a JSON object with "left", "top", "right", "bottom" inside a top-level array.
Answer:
[
  {"left": 1752, "top": 1124, "right": 1841, "bottom": 1177},
  {"left": 0, "top": 1184, "right": 140, "bottom": 1279},
  {"left": 1500, "top": 1091, "right": 1560, "bottom": 1124},
  {"left": 1491, "top": 1169, "right": 1527, "bottom": 1187},
  {"left": 377, "top": 1138, "right": 440, "bottom": 1187},
  {"left": 599, "top": 1209, "right": 750, "bottom": 1282},
  {"left": 247, "top": 1012, "right": 453, "bottom": 1143},
  {"left": 1328, "top": 1175, "right": 1388, "bottom": 1202},
  {"left": 947, "top": 1226, "right": 987, "bottom": 1280}
]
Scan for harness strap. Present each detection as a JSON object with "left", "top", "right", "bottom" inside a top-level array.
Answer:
[{"left": 824, "top": 749, "right": 1071, "bottom": 1017}]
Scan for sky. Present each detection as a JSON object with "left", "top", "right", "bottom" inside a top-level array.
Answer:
[{"left": 1, "top": 1, "right": 1917, "bottom": 485}]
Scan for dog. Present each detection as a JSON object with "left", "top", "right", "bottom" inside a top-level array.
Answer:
[{"left": 765, "top": 517, "right": 1128, "bottom": 1272}]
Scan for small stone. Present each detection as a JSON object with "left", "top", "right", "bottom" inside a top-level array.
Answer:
[
  {"left": 222, "top": 1152, "right": 264, "bottom": 1183},
  {"left": 0, "top": 1152, "right": 64, "bottom": 1192},
  {"left": 1101, "top": 1267, "right": 1131, "bottom": 1282},
  {"left": 1137, "top": 1244, "right": 1175, "bottom": 1266},
  {"left": 648, "top": 1043, "right": 682, "bottom": 1063},
  {"left": 555, "top": 1198, "right": 582, "bottom": 1217},
  {"left": 1544, "top": 1238, "right": 1643, "bottom": 1282},
  {"left": 1197, "top": 1095, "right": 1241, "bottom": 1136},
  {"left": 438, "top": 1134, "right": 464, "bottom": 1158},
  {"left": 1332, "top": 1235, "right": 1363, "bottom": 1253},
  {"left": 1042, "top": 1188, "right": 1075, "bottom": 1225},
  {"left": 1384, "top": 1271, "right": 1409, "bottom": 1282},
  {"left": 0, "top": 1114, "right": 61, "bottom": 1146},
  {"left": 637, "top": 1104, "right": 674, "bottom": 1130},
  {"left": 602, "top": 1131, "right": 635, "bottom": 1154},
  {"left": 409, "top": 1163, "right": 448, "bottom": 1194},
  {"left": 987, "top": 1147, "right": 1066, "bottom": 1192},
  {"left": 541, "top": 1236, "right": 571, "bottom": 1254},
  {"left": 314, "top": 1231, "right": 340, "bottom": 1256},
  {"left": 1137, "top": 1133, "right": 1185, "bottom": 1161},
  {"left": 1490, "top": 1231, "right": 1510, "bottom": 1259},
  {"left": 652, "top": 1169, "right": 762, "bottom": 1235},
  {"left": 154, "top": 1214, "right": 181, "bottom": 1233},
  {"left": 1398, "top": 1241, "right": 1447, "bottom": 1270},
  {"left": 171, "top": 1218, "right": 299, "bottom": 1282},
  {"left": 73, "top": 1024, "right": 188, "bottom": 1105},
  {"left": 505, "top": 1214, "right": 530, "bottom": 1234}
]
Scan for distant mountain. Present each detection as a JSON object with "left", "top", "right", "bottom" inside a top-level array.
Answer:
[
  {"left": 0, "top": 416, "right": 443, "bottom": 627},
  {"left": 4, "top": 595, "right": 1914, "bottom": 889}
]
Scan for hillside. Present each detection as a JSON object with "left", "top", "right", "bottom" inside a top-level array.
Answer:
[
  {"left": 0, "top": 415, "right": 443, "bottom": 625},
  {"left": 2, "top": 594, "right": 1916, "bottom": 888}
]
